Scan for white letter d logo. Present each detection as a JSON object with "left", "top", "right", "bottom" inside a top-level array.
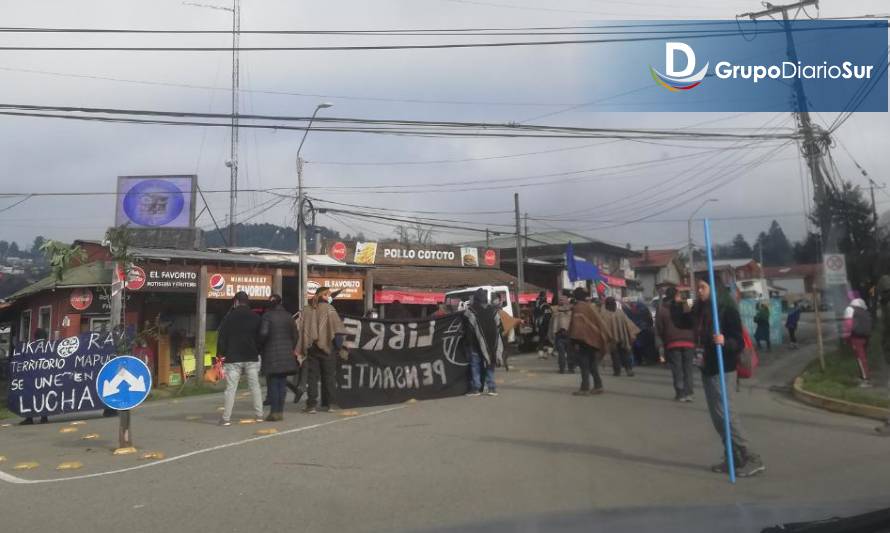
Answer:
[{"left": 666, "top": 42, "right": 696, "bottom": 77}]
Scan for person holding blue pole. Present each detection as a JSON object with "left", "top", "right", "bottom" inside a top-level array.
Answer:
[{"left": 693, "top": 275, "right": 765, "bottom": 478}]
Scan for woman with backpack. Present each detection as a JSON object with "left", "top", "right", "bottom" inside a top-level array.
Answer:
[
  {"left": 843, "top": 297, "right": 872, "bottom": 388},
  {"left": 694, "top": 278, "right": 765, "bottom": 478}
]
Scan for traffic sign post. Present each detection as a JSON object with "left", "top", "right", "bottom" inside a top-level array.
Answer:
[{"left": 97, "top": 356, "right": 153, "bottom": 449}]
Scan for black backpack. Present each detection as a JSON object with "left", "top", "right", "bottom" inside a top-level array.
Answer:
[{"left": 852, "top": 307, "right": 873, "bottom": 337}]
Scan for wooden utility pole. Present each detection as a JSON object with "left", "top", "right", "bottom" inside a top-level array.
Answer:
[
  {"left": 195, "top": 265, "right": 208, "bottom": 384},
  {"left": 514, "top": 194, "right": 524, "bottom": 308},
  {"left": 110, "top": 261, "right": 132, "bottom": 448}
]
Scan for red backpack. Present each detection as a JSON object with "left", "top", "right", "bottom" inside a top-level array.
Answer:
[{"left": 737, "top": 327, "right": 759, "bottom": 379}]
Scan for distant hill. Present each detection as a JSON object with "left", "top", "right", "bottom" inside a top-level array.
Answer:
[{"left": 205, "top": 223, "right": 345, "bottom": 252}]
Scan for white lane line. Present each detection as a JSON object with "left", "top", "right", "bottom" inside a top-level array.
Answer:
[{"left": 0, "top": 405, "right": 405, "bottom": 485}]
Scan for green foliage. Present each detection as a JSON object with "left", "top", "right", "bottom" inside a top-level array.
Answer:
[
  {"left": 753, "top": 220, "right": 793, "bottom": 266},
  {"left": 40, "top": 240, "right": 86, "bottom": 282},
  {"left": 801, "top": 330, "right": 889, "bottom": 409}
]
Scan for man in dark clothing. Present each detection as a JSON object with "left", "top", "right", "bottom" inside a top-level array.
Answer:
[
  {"left": 694, "top": 279, "right": 764, "bottom": 477},
  {"left": 656, "top": 287, "right": 696, "bottom": 402},
  {"left": 217, "top": 291, "right": 263, "bottom": 426},
  {"left": 463, "top": 288, "right": 503, "bottom": 396},
  {"left": 260, "top": 294, "right": 299, "bottom": 421}
]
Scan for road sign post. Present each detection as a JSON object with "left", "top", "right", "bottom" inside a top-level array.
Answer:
[{"left": 97, "top": 356, "right": 153, "bottom": 450}]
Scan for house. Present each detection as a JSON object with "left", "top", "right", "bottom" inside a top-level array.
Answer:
[
  {"left": 763, "top": 263, "right": 822, "bottom": 303},
  {"left": 630, "top": 248, "right": 686, "bottom": 299}
]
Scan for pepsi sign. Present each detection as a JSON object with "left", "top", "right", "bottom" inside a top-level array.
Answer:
[{"left": 206, "top": 270, "right": 273, "bottom": 300}]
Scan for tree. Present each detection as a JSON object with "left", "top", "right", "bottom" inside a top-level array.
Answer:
[
  {"left": 393, "top": 222, "right": 434, "bottom": 245},
  {"left": 40, "top": 240, "right": 86, "bottom": 282},
  {"left": 8, "top": 241, "right": 20, "bottom": 257},
  {"left": 753, "top": 221, "right": 793, "bottom": 266},
  {"left": 793, "top": 232, "right": 822, "bottom": 264},
  {"left": 730, "top": 234, "right": 753, "bottom": 258},
  {"left": 30, "top": 236, "right": 46, "bottom": 261}
]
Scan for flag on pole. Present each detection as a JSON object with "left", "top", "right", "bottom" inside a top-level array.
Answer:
[{"left": 565, "top": 242, "right": 601, "bottom": 283}]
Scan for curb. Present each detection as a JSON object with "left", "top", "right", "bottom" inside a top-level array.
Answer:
[{"left": 792, "top": 376, "right": 890, "bottom": 421}]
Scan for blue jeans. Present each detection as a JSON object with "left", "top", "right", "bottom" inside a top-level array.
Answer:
[
  {"left": 469, "top": 350, "right": 496, "bottom": 393},
  {"left": 267, "top": 374, "right": 289, "bottom": 414}
]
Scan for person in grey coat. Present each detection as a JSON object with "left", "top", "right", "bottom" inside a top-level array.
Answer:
[{"left": 260, "top": 294, "right": 299, "bottom": 421}]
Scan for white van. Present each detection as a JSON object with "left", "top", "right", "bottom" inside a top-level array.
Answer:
[{"left": 444, "top": 285, "right": 518, "bottom": 343}]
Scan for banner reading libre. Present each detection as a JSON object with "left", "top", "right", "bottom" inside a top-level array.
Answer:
[
  {"left": 336, "top": 313, "right": 469, "bottom": 408},
  {"left": 8, "top": 332, "right": 118, "bottom": 416}
]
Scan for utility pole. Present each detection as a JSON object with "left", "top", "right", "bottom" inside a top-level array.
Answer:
[
  {"left": 485, "top": 228, "right": 490, "bottom": 248},
  {"left": 742, "top": 1, "right": 831, "bottom": 243},
  {"left": 868, "top": 178, "right": 883, "bottom": 242},
  {"left": 110, "top": 261, "right": 132, "bottom": 449},
  {"left": 228, "top": 0, "right": 240, "bottom": 246},
  {"left": 514, "top": 193, "right": 524, "bottom": 308},
  {"left": 523, "top": 212, "right": 529, "bottom": 258}
]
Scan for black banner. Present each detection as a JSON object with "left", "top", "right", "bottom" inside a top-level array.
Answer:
[
  {"left": 337, "top": 313, "right": 469, "bottom": 408},
  {"left": 7, "top": 332, "right": 117, "bottom": 416}
]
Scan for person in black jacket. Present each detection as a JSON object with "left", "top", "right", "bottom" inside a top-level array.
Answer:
[
  {"left": 694, "top": 278, "right": 764, "bottom": 478},
  {"left": 260, "top": 294, "right": 299, "bottom": 421},
  {"left": 217, "top": 291, "right": 263, "bottom": 426}
]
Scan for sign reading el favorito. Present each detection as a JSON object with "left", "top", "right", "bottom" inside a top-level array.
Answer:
[
  {"left": 207, "top": 271, "right": 273, "bottom": 300},
  {"left": 328, "top": 241, "right": 499, "bottom": 268}
]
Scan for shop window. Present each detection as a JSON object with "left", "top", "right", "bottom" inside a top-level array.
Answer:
[
  {"left": 19, "top": 310, "right": 31, "bottom": 343},
  {"left": 90, "top": 317, "right": 111, "bottom": 333}
]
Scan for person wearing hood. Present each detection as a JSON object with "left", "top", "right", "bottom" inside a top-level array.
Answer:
[
  {"left": 463, "top": 288, "right": 504, "bottom": 396},
  {"left": 259, "top": 294, "right": 299, "bottom": 421},
  {"left": 602, "top": 297, "right": 639, "bottom": 377},
  {"left": 568, "top": 287, "right": 610, "bottom": 395},
  {"left": 753, "top": 302, "right": 771, "bottom": 351},
  {"left": 656, "top": 287, "right": 696, "bottom": 402},
  {"left": 295, "top": 287, "right": 347, "bottom": 413},
  {"left": 694, "top": 278, "right": 764, "bottom": 478},
  {"left": 785, "top": 302, "right": 802, "bottom": 349},
  {"left": 549, "top": 293, "right": 573, "bottom": 373},
  {"left": 843, "top": 297, "right": 873, "bottom": 388}
]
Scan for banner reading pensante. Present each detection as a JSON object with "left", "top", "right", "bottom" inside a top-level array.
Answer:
[{"left": 337, "top": 313, "right": 469, "bottom": 408}]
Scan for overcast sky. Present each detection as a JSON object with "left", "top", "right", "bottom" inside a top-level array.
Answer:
[{"left": 0, "top": 0, "right": 887, "bottom": 254}]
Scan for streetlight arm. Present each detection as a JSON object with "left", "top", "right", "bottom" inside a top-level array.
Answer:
[{"left": 296, "top": 107, "right": 323, "bottom": 161}]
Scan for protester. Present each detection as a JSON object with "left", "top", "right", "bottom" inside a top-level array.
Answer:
[
  {"left": 602, "top": 297, "right": 639, "bottom": 377},
  {"left": 628, "top": 300, "right": 658, "bottom": 366},
  {"left": 217, "top": 291, "right": 264, "bottom": 426},
  {"left": 875, "top": 273, "right": 890, "bottom": 435},
  {"left": 388, "top": 300, "right": 410, "bottom": 320},
  {"left": 549, "top": 293, "right": 573, "bottom": 374},
  {"left": 463, "top": 288, "right": 503, "bottom": 396},
  {"left": 568, "top": 287, "right": 610, "bottom": 395},
  {"left": 785, "top": 302, "right": 802, "bottom": 349},
  {"left": 259, "top": 294, "right": 299, "bottom": 421},
  {"left": 533, "top": 291, "right": 553, "bottom": 358},
  {"left": 19, "top": 328, "right": 50, "bottom": 425},
  {"left": 296, "top": 287, "right": 347, "bottom": 413},
  {"left": 432, "top": 303, "right": 450, "bottom": 319},
  {"left": 656, "top": 287, "right": 696, "bottom": 402},
  {"left": 694, "top": 278, "right": 765, "bottom": 477},
  {"left": 754, "top": 302, "right": 771, "bottom": 351},
  {"left": 843, "top": 297, "right": 873, "bottom": 388}
]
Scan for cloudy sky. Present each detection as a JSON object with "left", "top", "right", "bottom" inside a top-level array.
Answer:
[{"left": 0, "top": 0, "right": 887, "bottom": 253}]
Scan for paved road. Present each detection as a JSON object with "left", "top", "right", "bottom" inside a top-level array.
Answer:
[{"left": 1, "top": 317, "right": 887, "bottom": 532}]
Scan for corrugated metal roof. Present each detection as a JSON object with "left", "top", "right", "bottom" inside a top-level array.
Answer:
[
  {"left": 130, "top": 247, "right": 354, "bottom": 267},
  {"left": 5, "top": 262, "right": 112, "bottom": 301},
  {"left": 630, "top": 249, "right": 681, "bottom": 269},
  {"left": 462, "top": 230, "right": 600, "bottom": 249}
]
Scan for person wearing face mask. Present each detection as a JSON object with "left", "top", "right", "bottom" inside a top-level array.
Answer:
[{"left": 295, "top": 287, "right": 346, "bottom": 414}]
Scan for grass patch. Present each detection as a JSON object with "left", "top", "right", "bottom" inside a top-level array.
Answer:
[{"left": 800, "top": 327, "right": 890, "bottom": 409}]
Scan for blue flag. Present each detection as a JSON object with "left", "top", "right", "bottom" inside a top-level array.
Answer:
[{"left": 565, "top": 242, "right": 601, "bottom": 282}]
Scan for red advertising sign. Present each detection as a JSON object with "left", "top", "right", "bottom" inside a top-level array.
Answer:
[
  {"left": 126, "top": 266, "right": 147, "bottom": 291},
  {"left": 484, "top": 249, "right": 497, "bottom": 267},
  {"left": 330, "top": 241, "right": 347, "bottom": 261},
  {"left": 69, "top": 288, "right": 93, "bottom": 311}
]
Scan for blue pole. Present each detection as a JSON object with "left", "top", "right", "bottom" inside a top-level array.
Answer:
[{"left": 703, "top": 218, "right": 736, "bottom": 484}]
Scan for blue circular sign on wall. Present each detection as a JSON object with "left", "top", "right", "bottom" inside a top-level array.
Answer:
[
  {"left": 97, "top": 356, "right": 152, "bottom": 411},
  {"left": 122, "top": 179, "right": 185, "bottom": 226}
]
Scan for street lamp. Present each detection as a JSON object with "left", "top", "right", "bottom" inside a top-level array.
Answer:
[
  {"left": 297, "top": 103, "right": 334, "bottom": 311},
  {"left": 688, "top": 198, "right": 718, "bottom": 298}
]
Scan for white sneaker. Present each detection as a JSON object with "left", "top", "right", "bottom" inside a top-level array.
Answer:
[
  {"left": 465, "top": 391, "right": 481, "bottom": 397},
  {"left": 484, "top": 391, "right": 499, "bottom": 397}
]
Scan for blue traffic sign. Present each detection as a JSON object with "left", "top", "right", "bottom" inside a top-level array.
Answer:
[{"left": 97, "top": 356, "right": 152, "bottom": 411}]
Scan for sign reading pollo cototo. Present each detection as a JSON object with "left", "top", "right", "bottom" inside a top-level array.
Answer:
[
  {"left": 326, "top": 241, "right": 499, "bottom": 268},
  {"left": 206, "top": 270, "right": 273, "bottom": 299}
]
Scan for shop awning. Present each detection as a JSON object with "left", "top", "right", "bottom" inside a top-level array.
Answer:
[{"left": 375, "top": 289, "right": 552, "bottom": 306}]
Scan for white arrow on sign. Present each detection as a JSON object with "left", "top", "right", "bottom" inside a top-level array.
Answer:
[{"left": 102, "top": 368, "right": 147, "bottom": 397}]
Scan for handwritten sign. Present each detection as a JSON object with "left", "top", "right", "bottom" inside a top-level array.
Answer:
[{"left": 7, "top": 332, "right": 118, "bottom": 417}]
